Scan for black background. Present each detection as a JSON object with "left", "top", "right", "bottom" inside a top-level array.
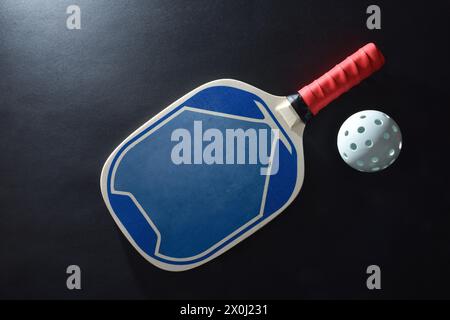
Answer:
[{"left": 1, "top": 0, "right": 449, "bottom": 299}]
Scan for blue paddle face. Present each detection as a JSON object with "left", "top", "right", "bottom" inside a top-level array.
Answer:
[{"left": 100, "top": 80, "right": 304, "bottom": 271}]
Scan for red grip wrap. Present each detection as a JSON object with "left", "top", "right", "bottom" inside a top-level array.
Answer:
[{"left": 299, "top": 43, "right": 385, "bottom": 115}]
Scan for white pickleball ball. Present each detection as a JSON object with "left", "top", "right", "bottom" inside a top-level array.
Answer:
[{"left": 337, "top": 110, "right": 402, "bottom": 172}]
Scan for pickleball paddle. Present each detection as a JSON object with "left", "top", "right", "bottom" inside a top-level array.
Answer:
[{"left": 100, "top": 43, "right": 385, "bottom": 271}]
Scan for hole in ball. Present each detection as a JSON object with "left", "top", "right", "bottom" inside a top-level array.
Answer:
[
  {"left": 350, "top": 143, "right": 357, "bottom": 151},
  {"left": 365, "top": 139, "right": 373, "bottom": 147},
  {"left": 374, "top": 119, "right": 383, "bottom": 126},
  {"left": 383, "top": 132, "right": 390, "bottom": 140},
  {"left": 358, "top": 126, "right": 365, "bottom": 133}
]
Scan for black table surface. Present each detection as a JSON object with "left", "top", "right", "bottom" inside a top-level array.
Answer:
[{"left": 1, "top": 0, "right": 449, "bottom": 299}]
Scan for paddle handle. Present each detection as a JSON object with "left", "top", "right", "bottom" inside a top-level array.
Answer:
[{"left": 299, "top": 43, "right": 385, "bottom": 115}]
